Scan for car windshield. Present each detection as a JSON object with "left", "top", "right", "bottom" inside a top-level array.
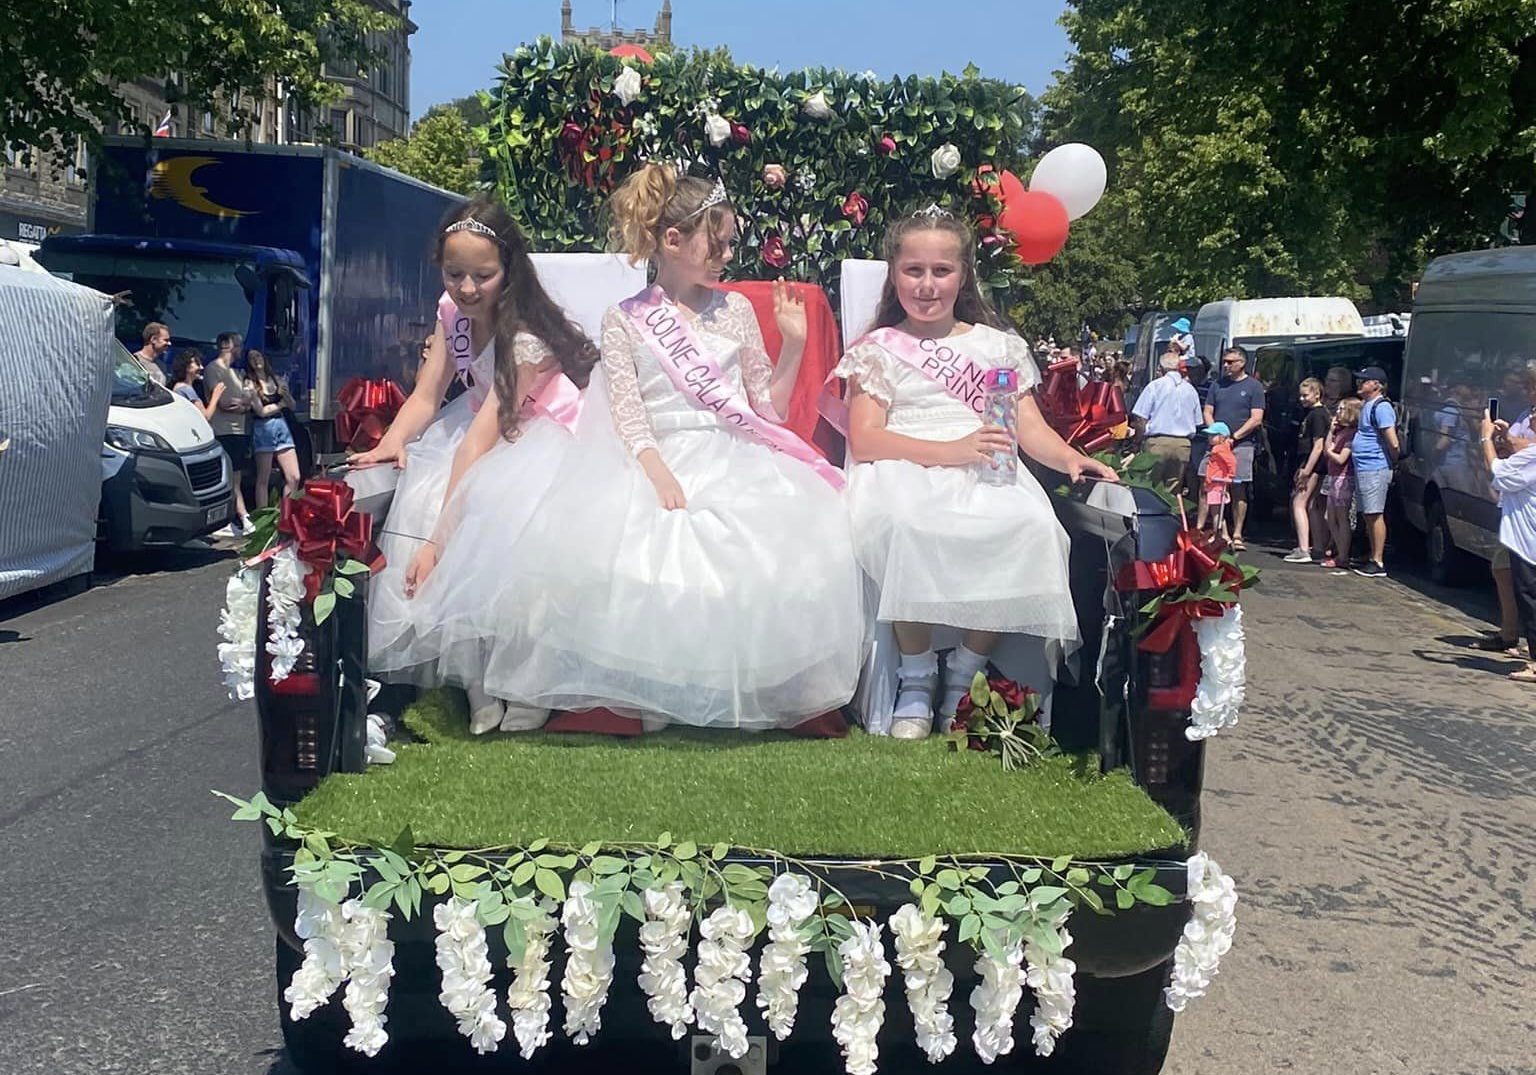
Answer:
[{"left": 40, "top": 249, "right": 255, "bottom": 350}]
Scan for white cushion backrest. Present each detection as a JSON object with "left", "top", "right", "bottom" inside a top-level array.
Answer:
[
  {"left": 530, "top": 253, "right": 648, "bottom": 346},
  {"left": 840, "top": 259, "right": 889, "bottom": 342}
]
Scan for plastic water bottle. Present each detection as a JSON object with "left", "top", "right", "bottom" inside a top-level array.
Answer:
[{"left": 978, "top": 367, "right": 1020, "bottom": 486}]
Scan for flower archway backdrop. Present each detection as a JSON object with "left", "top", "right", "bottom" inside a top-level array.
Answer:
[{"left": 484, "top": 38, "right": 1038, "bottom": 316}]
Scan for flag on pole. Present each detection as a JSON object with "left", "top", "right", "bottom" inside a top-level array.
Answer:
[{"left": 153, "top": 111, "right": 173, "bottom": 138}]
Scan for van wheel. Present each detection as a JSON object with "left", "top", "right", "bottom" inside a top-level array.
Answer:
[{"left": 1426, "top": 498, "right": 1469, "bottom": 586}]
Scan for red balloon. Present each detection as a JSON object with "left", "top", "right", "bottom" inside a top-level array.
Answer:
[{"left": 999, "top": 187, "right": 1069, "bottom": 264}]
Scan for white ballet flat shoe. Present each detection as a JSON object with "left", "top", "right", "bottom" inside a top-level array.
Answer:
[
  {"left": 498, "top": 704, "right": 550, "bottom": 733},
  {"left": 467, "top": 684, "right": 505, "bottom": 736},
  {"left": 890, "top": 715, "right": 934, "bottom": 740},
  {"left": 890, "top": 672, "right": 936, "bottom": 740}
]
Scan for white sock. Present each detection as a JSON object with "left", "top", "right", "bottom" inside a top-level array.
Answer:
[
  {"left": 894, "top": 650, "right": 938, "bottom": 720},
  {"left": 941, "top": 644, "right": 990, "bottom": 717}
]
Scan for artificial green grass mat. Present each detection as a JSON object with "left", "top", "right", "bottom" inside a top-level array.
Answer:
[{"left": 295, "top": 690, "right": 1187, "bottom": 860}]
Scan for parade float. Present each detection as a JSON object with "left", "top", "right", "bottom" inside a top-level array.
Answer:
[{"left": 217, "top": 40, "right": 1248, "bottom": 1074}]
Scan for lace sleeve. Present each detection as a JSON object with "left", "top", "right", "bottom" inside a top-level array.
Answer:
[
  {"left": 599, "top": 307, "right": 659, "bottom": 456},
  {"left": 722, "top": 291, "right": 783, "bottom": 422},
  {"left": 831, "top": 339, "right": 896, "bottom": 407},
  {"left": 512, "top": 332, "right": 556, "bottom": 368}
]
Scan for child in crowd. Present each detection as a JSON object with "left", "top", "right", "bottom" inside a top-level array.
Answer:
[
  {"left": 1201, "top": 422, "right": 1236, "bottom": 540},
  {"left": 360, "top": 196, "right": 598, "bottom": 733},
  {"left": 833, "top": 207, "right": 1118, "bottom": 739},
  {"left": 1321, "top": 398, "right": 1362, "bottom": 568},
  {"left": 445, "top": 165, "right": 865, "bottom": 731}
]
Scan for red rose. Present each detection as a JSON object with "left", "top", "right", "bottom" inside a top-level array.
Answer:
[
  {"left": 559, "top": 121, "right": 584, "bottom": 149},
  {"left": 976, "top": 213, "right": 996, "bottom": 231},
  {"left": 876, "top": 134, "right": 897, "bottom": 155},
  {"left": 993, "top": 676, "right": 1027, "bottom": 711},
  {"left": 731, "top": 122, "right": 751, "bottom": 145},
  {"left": 971, "top": 163, "right": 998, "bottom": 198},
  {"left": 841, "top": 190, "right": 868, "bottom": 226},
  {"left": 762, "top": 234, "right": 790, "bottom": 269}
]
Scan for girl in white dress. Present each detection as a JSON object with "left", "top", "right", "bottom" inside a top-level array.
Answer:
[
  {"left": 356, "top": 198, "right": 597, "bottom": 731},
  {"left": 471, "top": 165, "right": 865, "bottom": 730},
  {"left": 833, "top": 208, "right": 1119, "bottom": 739}
]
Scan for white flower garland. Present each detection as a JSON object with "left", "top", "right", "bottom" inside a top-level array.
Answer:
[
  {"left": 690, "top": 906, "right": 755, "bottom": 1059},
  {"left": 338, "top": 900, "right": 395, "bottom": 1057},
  {"left": 285, "top": 884, "right": 347, "bottom": 1020},
  {"left": 216, "top": 566, "right": 261, "bottom": 701},
  {"left": 889, "top": 904, "right": 956, "bottom": 1064},
  {"left": 1188, "top": 605, "right": 1245, "bottom": 740},
  {"left": 969, "top": 941, "right": 1025, "bottom": 1064},
  {"left": 1024, "top": 912, "right": 1075, "bottom": 1058},
  {"left": 757, "top": 874, "right": 818, "bottom": 1040},
  {"left": 433, "top": 896, "right": 506, "bottom": 1054},
  {"left": 831, "top": 921, "right": 890, "bottom": 1075},
  {"left": 1165, "top": 852, "right": 1238, "bottom": 1012},
  {"left": 637, "top": 882, "right": 694, "bottom": 1039},
  {"left": 505, "top": 896, "right": 558, "bottom": 1059},
  {"left": 561, "top": 881, "right": 616, "bottom": 1045},
  {"left": 265, "top": 546, "right": 308, "bottom": 683}
]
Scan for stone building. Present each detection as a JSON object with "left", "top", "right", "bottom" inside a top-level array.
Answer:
[
  {"left": 561, "top": 0, "right": 673, "bottom": 50},
  {"left": 0, "top": 0, "right": 415, "bottom": 248}
]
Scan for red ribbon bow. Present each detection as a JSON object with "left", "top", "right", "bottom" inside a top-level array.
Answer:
[
  {"left": 334, "top": 378, "right": 405, "bottom": 453},
  {"left": 1035, "top": 357, "right": 1127, "bottom": 453},
  {"left": 278, "top": 479, "right": 385, "bottom": 601}
]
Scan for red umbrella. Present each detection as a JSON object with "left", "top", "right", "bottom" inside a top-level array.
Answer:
[{"left": 608, "top": 44, "right": 655, "bottom": 63}]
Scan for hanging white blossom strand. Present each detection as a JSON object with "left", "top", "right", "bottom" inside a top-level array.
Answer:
[
  {"left": 1024, "top": 911, "right": 1075, "bottom": 1058},
  {"left": 757, "top": 874, "right": 818, "bottom": 1040},
  {"left": 216, "top": 566, "right": 261, "bottom": 700},
  {"left": 1188, "top": 605, "right": 1245, "bottom": 740},
  {"left": 434, "top": 896, "right": 506, "bottom": 1054},
  {"left": 970, "top": 941, "right": 1025, "bottom": 1064},
  {"left": 691, "top": 906, "right": 756, "bottom": 1059},
  {"left": 1165, "top": 853, "right": 1238, "bottom": 1012},
  {"left": 285, "top": 884, "right": 348, "bottom": 1020},
  {"left": 831, "top": 921, "right": 890, "bottom": 1075},
  {"left": 505, "top": 897, "right": 558, "bottom": 1059},
  {"left": 338, "top": 900, "right": 395, "bottom": 1057},
  {"left": 265, "top": 545, "right": 308, "bottom": 682},
  {"left": 889, "top": 904, "right": 956, "bottom": 1063},
  {"left": 637, "top": 882, "right": 694, "bottom": 1039},
  {"left": 561, "top": 881, "right": 616, "bottom": 1045}
]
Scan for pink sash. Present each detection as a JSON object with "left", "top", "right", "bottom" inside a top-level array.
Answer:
[
  {"left": 618, "top": 286, "right": 845, "bottom": 490},
  {"left": 820, "top": 326, "right": 998, "bottom": 432},
  {"left": 437, "top": 292, "right": 475, "bottom": 375},
  {"left": 520, "top": 369, "right": 583, "bottom": 433}
]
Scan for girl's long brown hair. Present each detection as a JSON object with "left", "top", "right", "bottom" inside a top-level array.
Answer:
[
  {"left": 435, "top": 196, "right": 599, "bottom": 441},
  {"left": 870, "top": 211, "right": 1005, "bottom": 334}
]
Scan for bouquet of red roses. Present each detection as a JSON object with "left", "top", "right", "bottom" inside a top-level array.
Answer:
[{"left": 948, "top": 671, "right": 1058, "bottom": 771}]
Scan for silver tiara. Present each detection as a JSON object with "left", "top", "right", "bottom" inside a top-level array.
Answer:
[
  {"left": 682, "top": 177, "right": 730, "bottom": 221},
  {"left": 444, "top": 217, "right": 504, "bottom": 244},
  {"left": 916, "top": 203, "right": 954, "bottom": 220}
]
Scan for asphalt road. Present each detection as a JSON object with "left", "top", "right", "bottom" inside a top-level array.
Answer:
[{"left": 1, "top": 537, "right": 1532, "bottom": 1075}]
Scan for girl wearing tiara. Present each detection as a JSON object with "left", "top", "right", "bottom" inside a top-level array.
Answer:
[
  {"left": 833, "top": 208, "right": 1118, "bottom": 739},
  {"left": 455, "top": 165, "right": 864, "bottom": 730},
  {"left": 357, "top": 197, "right": 598, "bottom": 731}
]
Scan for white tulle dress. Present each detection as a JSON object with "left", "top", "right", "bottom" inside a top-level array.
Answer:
[
  {"left": 368, "top": 334, "right": 572, "bottom": 681},
  {"left": 453, "top": 288, "right": 865, "bottom": 729},
  {"left": 832, "top": 323, "right": 1079, "bottom": 731}
]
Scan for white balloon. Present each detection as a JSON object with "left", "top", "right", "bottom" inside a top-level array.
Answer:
[{"left": 1028, "top": 143, "right": 1107, "bottom": 221}]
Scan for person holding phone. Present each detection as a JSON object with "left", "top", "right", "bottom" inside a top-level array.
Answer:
[
  {"left": 1483, "top": 406, "right": 1536, "bottom": 681},
  {"left": 1350, "top": 365, "right": 1400, "bottom": 578}
]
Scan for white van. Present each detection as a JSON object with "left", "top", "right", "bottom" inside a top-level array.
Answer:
[
  {"left": 100, "top": 339, "right": 234, "bottom": 550},
  {"left": 1192, "top": 297, "right": 1365, "bottom": 366},
  {"left": 1398, "top": 247, "right": 1536, "bottom": 583}
]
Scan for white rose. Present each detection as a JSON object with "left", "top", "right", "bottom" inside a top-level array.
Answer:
[
  {"left": 802, "top": 89, "right": 834, "bottom": 120},
  {"left": 931, "top": 142, "right": 962, "bottom": 179},
  {"left": 613, "top": 66, "right": 643, "bottom": 106},
  {"left": 704, "top": 113, "right": 731, "bottom": 147}
]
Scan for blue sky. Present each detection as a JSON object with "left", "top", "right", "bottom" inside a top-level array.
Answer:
[{"left": 410, "top": 0, "right": 1073, "bottom": 117}]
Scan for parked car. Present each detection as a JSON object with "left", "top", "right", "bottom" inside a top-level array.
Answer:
[{"left": 1397, "top": 246, "right": 1536, "bottom": 583}]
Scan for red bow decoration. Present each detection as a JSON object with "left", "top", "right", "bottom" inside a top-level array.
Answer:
[
  {"left": 334, "top": 377, "right": 405, "bottom": 453},
  {"left": 278, "top": 479, "right": 385, "bottom": 601},
  {"left": 1035, "top": 357, "right": 1127, "bottom": 453}
]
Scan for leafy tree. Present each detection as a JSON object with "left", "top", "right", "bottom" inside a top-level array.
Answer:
[
  {"left": 1045, "top": 0, "right": 1536, "bottom": 308},
  {"left": 366, "top": 108, "right": 482, "bottom": 194},
  {"left": 1, "top": 1, "right": 399, "bottom": 160}
]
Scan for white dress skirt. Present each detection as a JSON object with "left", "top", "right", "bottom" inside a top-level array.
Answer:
[
  {"left": 834, "top": 324, "right": 1080, "bottom": 732},
  {"left": 367, "top": 334, "right": 566, "bottom": 681},
  {"left": 462, "top": 292, "right": 866, "bottom": 729}
]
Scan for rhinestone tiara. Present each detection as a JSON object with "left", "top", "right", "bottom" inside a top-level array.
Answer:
[
  {"left": 915, "top": 203, "right": 955, "bottom": 220},
  {"left": 682, "top": 177, "right": 730, "bottom": 221},
  {"left": 443, "top": 217, "right": 504, "bottom": 244}
]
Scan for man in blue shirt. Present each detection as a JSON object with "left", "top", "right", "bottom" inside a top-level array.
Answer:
[
  {"left": 1201, "top": 348, "right": 1265, "bottom": 549},
  {"left": 1351, "top": 365, "right": 1400, "bottom": 577},
  {"left": 1132, "top": 351, "right": 1204, "bottom": 492}
]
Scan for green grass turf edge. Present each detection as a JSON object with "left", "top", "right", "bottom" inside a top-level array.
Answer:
[{"left": 294, "top": 690, "right": 1188, "bottom": 860}]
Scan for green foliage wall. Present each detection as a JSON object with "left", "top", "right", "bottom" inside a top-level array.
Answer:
[{"left": 485, "top": 39, "right": 1039, "bottom": 314}]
